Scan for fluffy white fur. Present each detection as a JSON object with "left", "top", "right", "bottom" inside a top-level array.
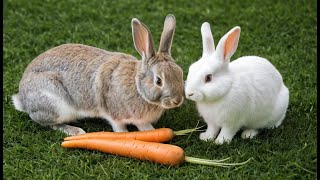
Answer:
[
  {"left": 12, "top": 95, "right": 25, "bottom": 112},
  {"left": 185, "top": 23, "right": 289, "bottom": 144}
]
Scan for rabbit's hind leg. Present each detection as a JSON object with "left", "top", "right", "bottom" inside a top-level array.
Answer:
[
  {"left": 21, "top": 72, "right": 85, "bottom": 135},
  {"left": 29, "top": 110, "right": 85, "bottom": 135},
  {"left": 51, "top": 124, "right": 86, "bottom": 135},
  {"left": 269, "top": 85, "right": 289, "bottom": 129},
  {"left": 27, "top": 93, "right": 86, "bottom": 135}
]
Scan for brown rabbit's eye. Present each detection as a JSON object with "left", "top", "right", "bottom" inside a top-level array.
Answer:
[
  {"left": 205, "top": 74, "right": 212, "bottom": 83},
  {"left": 156, "top": 77, "right": 162, "bottom": 86}
]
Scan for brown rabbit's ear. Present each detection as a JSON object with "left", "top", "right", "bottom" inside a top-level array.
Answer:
[
  {"left": 158, "top": 14, "right": 176, "bottom": 54},
  {"left": 132, "top": 18, "right": 155, "bottom": 60}
]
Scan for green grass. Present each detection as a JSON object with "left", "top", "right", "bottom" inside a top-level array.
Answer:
[{"left": 3, "top": 0, "right": 317, "bottom": 179}]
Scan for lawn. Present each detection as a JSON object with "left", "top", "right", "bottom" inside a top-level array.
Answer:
[{"left": 3, "top": 0, "right": 317, "bottom": 179}]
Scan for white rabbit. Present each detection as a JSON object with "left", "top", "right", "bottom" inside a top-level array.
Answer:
[{"left": 185, "top": 22, "right": 289, "bottom": 144}]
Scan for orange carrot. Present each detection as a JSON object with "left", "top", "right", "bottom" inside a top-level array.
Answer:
[
  {"left": 64, "top": 128, "right": 200, "bottom": 142},
  {"left": 62, "top": 138, "right": 185, "bottom": 166},
  {"left": 61, "top": 139, "right": 252, "bottom": 167}
]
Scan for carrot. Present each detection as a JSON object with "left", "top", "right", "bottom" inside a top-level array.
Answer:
[
  {"left": 64, "top": 127, "right": 201, "bottom": 142},
  {"left": 62, "top": 138, "right": 185, "bottom": 166},
  {"left": 61, "top": 138, "right": 252, "bottom": 167}
]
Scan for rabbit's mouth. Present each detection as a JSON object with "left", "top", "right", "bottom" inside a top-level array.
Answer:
[
  {"left": 185, "top": 92, "right": 204, "bottom": 102},
  {"left": 160, "top": 96, "right": 184, "bottom": 109}
]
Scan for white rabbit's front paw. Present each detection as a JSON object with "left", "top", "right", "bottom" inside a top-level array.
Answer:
[
  {"left": 241, "top": 129, "right": 258, "bottom": 139},
  {"left": 214, "top": 137, "right": 231, "bottom": 144},
  {"left": 200, "top": 132, "right": 215, "bottom": 141}
]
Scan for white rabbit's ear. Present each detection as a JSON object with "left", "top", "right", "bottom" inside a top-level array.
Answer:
[
  {"left": 158, "top": 14, "right": 176, "bottom": 54},
  {"left": 201, "top": 22, "right": 215, "bottom": 55},
  {"left": 216, "top": 26, "right": 241, "bottom": 61},
  {"left": 132, "top": 18, "right": 155, "bottom": 60}
]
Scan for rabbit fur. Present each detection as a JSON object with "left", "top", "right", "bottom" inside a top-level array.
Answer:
[
  {"left": 185, "top": 22, "right": 289, "bottom": 144},
  {"left": 12, "top": 14, "right": 185, "bottom": 135}
]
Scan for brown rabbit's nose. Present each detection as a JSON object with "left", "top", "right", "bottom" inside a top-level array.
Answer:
[
  {"left": 171, "top": 97, "right": 183, "bottom": 106},
  {"left": 172, "top": 99, "right": 179, "bottom": 105}
]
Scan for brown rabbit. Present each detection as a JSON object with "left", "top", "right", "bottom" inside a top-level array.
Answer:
[{"left": 12, "top": 14, "right": 185, "bottom": 135}]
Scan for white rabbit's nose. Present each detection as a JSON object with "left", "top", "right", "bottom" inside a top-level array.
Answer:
[{"left": 185, "top": 91, "right": 204, "bottom": 101}]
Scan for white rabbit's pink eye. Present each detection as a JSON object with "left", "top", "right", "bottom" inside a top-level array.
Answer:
[
  {"left": 156, "top": 77, "right": 162, "bottom": 86},
  {"left": 205, "top": 74, "right": 212, "bottom": 83}
]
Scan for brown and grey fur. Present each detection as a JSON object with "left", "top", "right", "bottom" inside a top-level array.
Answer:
[{"left": 12, "top": 14, "right": 184, "bottom": 135}]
